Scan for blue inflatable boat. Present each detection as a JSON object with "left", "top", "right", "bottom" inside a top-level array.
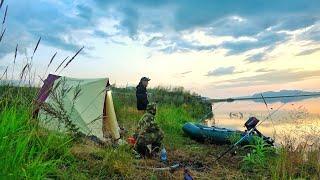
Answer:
[{"left": 182, "top": 117, "right": 274, "bottom": 145}]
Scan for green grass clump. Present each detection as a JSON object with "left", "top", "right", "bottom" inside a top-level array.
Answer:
[
  {"left": 157, "top": 105, "right": 194, "bottom": 148},
  {"left": 240, "top": 136, "right": 320, "bottom": 179},
  {"left": 241, "top": 137, "right": 275, "bottom": 173},
  {"left": 0, "top": 95, "right": 75, "bottom": 179},
  {"left": 268, "top": 140, "right": 320, "bottom": 179},
  {"left": 100, "top": 145, "right": 135, "bottom": 178}
]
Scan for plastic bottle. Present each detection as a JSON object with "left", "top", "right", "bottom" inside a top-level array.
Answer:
[{"left": 160, "top": 147, "right": 167, "bottom": 163}]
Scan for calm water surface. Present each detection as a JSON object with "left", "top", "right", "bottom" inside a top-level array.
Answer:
[{"left": 206, "top": 97, "right": 320, "bottom": 145}]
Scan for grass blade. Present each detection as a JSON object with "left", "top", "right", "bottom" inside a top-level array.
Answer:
[
  {"left": 20, "top": 63, "right": 29, "bottom": 80},
  {"left": 55, "top": 56, "right": 68, "bottom": 72},
  {"left": 43, "top": 52, "right": 57, "bottom": 78},
  {"left": 63, "top": 46, "right": 84, "bottom": 69},
  {"left": 14, "top": 44, "right": 18, "bottom": 64},
  {"left": 2, "top": 5, "right": 7, "bottom": 25},
  {"left": 31, "top": 37, "right": 41, "bottom": 59},
  {"left": 0, "top": 27, "right": 5, "bottom": 42},
  {"left": 0, "top": 0, "right": 4, "bottom": 10},
  {"left": 48, "top": 52, "right": 57, "bottom": 68},
  {"left": 0, "top": 65, "right": 8, "bottom": 80}
]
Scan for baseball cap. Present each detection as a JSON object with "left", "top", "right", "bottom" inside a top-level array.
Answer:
[{"left": 140, "top": 77, "right": 151, "bottom": 81}]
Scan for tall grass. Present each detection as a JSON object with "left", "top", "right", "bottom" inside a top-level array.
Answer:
[
  {"left": 269, "top": 136, "right": 320, "bottom": 179},
  {"left": 240, "top": 134, "right": 320, "bottom": 179},
  {"left": 0, "top": 86, "right": 75, "bottom": 179}
]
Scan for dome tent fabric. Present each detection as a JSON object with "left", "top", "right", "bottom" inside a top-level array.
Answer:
[{"left": 35, "top": 74, "right": 120, "bottom": 141}]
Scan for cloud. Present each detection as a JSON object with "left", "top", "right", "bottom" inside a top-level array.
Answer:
[
  {"left": 1, "top": 0, "right": 320, "bottom": 58},
  {"left": 212, "top": 69, "right": 320, "bottom": 88},
  {"left": 298, "top": 22, "right": 320, "bottom": 42},
  {"left": 272, "top": 16, "right": 318, "bottom": 31},
  {"left": 119, "top": 7, "right": 139, "bottom": 39},
  {"left": 255, "top": 68, "right": 275, "bottom": 73},
  {"left": 296, "top": 47, "right": 320, "bottom": 56},
  {"left": 0, "top": 0, "right": 97, "bottom": 58},
  {"left": 93, "top": 30, "right": 111, "bottom": 38},
  {"left": 222, "top": 31, "right": 286, "bottom": 55},
  {"left": 144, "top": 36, "right": 163, "bottom": 47},
  {"left": 245, "top": 52, "right": 267, "bottom": 62},
  {"left": 144, "top": 35, "right": 216, "bottom": 54},
  {"left": 206, "top": 66, "right": 237, "bottom": 76},
  {"left": 76, "top": 4, "right": 93, "bottom": 20},
  {"left": 83, "top": 0, "right": 320, "bottom": 55}
]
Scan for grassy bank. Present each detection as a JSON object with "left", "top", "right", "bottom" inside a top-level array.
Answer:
[{"left": 1, "top": 85, "right": 320, "bottom": 179}]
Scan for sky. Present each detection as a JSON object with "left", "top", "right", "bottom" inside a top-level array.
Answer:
[{"left": 0, "top": 0, "right": 320, "bottom": 98}]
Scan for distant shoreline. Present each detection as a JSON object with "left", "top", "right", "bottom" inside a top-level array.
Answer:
[{"left": 211, "top": 93, "right": 320, "bottom": 103}]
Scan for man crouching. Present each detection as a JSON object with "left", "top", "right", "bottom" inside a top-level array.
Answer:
[{"left": 134, "top": 103, "right": 164, "bottom": 157}]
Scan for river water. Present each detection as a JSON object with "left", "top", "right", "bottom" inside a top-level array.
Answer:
[{"left": 205, "top": 97, "right": 320, "bottom": 145}]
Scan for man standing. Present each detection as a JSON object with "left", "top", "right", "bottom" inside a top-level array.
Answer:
[
  {"left": 134, "top": 103, "right": 164, "bottom": 157},
  {"left": 136, "top": 77, "right": 150, "bottom": 110}
]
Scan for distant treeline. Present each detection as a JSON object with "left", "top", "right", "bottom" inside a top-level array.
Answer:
[
  {"left": 112, "top": 86, "right": 213, "bottom": 120},
  {"left": 0, "top": 85, "right": 213, "bottom": 121}
]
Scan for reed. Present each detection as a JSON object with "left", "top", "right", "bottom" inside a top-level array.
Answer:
[
  {"left": 31, "top": 37, "right": 41, "bottom": 60},
  {"left": 2, "top": 4, "right": 7, "bottom": 25},
  {"left": 43, "top": 52, "right": 57, "bottom": 78},
  {"left": 0, "top": 27, "right": 5, "bottom": 42},
  {"left": 55, "top": 56, "right": 68, "bottom": 72},
  {"left": 48, "top": 52, "right": 57, "bottom": 68},
  {"left": 0, "top": 65, "right": 7, "bottom": 80},
  {"left": 62, "top": 46, "right": 84, "bottom": 69},
  {"left": 0, "top": 0, "right": 4, "bottom": 10}
]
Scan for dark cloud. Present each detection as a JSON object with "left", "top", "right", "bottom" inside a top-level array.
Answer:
[
  {"left": 76, "top": 4, "right": 93, "bottom": 20},
  {"left": 296, "top": 47, "right": 320, "bottom": 56},
  {"left": 208, "top": 16, "right": 273, "bottom": 38},
  {"left": 119, "top": 7, "right": 139, "bottom": 39},
  {"left": 222, "top": 31, "right": 287, "bottom": 55},
  {"left": 213, "top": 69, "right": 320, "bottom": 88},
  {"left": 1, "top": 0, "right": 320, "bottom": 58},
  {"left": 172, "top": 0, "right": 320, "bottom": 31},
  {"left": 0, "top": 0, "right": 97, "bottom": 58},
  {"left": 273, "top": 16, "right": 318, "bottom": 31},
  {"left": 77, "top": 0, "right": 320, "bottom": 55}
]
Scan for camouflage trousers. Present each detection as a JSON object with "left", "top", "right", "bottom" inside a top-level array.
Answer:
[{"left": 135, "top": 132, "right": 163, "bottom": 157}]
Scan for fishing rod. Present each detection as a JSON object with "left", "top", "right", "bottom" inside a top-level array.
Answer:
[
  {"left": 261, "top": 94, "right": 276, "bottom": 137},
  {"left": 215, "top": 102, "right": 287, "bottom": 161}
]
